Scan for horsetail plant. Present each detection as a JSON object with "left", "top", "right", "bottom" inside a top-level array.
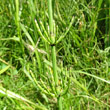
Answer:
[
  {"left": 2, "top": 0, "right": 110, "bottom": 109},
  {"left": 48, "top": 0, "right": 58, "bottom": 91},
  {"left": 48, "top": 0, "right": 63, "bottom": 109},
  {"left": 34, "top": 0, "right": 74, "bottom": 109},
  {"left": 15, "top": 0, "right": 75, "bottom": 108}
]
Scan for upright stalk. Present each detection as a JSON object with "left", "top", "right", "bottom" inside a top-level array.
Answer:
[
  {"left": 15, "top": 0, "right": 24, "bottom": 53},
  {"left": 15, "top": 0, "right": 20, "bottom": 38},
  {"left": 109, "top": 0, "right": 110, "bottom": 46},
  {"left": 48, "top": 0, "right": 58, "bottom": 89},
  {"left": 48, "top": 0, "right": 62, "bottom": 110},
  {"left": 105, "top": 2, "right": 108, "bottom": 48}
]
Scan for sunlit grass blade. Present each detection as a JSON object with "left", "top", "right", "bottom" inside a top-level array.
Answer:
[
  {"left": 20, "top": 24, "right": 35, "bottom": 46},
  {"left": 20, "top": 23, "right": 42, "bottom": 73},
  {"left": 0, "top": 65, "right": 10, "bottom": 75},
  {"left": 0, "top": 87, "right": 47, "bottom": 110},
  {"left": 73, "top": 70, "right": 110, "bottom": 84}
]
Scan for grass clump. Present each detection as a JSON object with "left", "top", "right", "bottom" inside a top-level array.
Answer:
[{"left": 0, "top": 0, "right": 110, "bottom": 110}]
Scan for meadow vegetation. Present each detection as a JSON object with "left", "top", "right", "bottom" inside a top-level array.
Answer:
[{"left": 0, "top": 0, "right": 110, "bottom": 110}]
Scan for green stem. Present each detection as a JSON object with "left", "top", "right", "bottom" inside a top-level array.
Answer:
[
  {"left": 58, "top": 96, "right": 62, "bottom": 110},
  {"left": 105, "top": 3, "right": 108, "bottom": 48},
  {"left": 48, "top": 1, "right": 62, "bottom": 109},
  {"left": 109, "top": 0, "right": 110, "bottom": 46},
  {"left": 15, "top": 0, "right": 24, "bottom": 53},
  {"left": 48, "top": 0, "right": 58, "bottom": 88},
  {"left": 15, "top": 0, "right": 20, "bottom": 38},
  {"left": 48, "top": 0, "right": 53, "bottom": 34},
  {"left": 51, "top": 46, "right": 58, "bottom": 87}
]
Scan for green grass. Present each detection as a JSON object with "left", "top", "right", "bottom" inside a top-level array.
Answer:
[{"left": 0, "top": 0, "right": 110, "bottom": 110}]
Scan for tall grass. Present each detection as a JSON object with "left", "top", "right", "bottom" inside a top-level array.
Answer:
[{"left": 0, "top": 0, "right": 110, "bottom": 109}]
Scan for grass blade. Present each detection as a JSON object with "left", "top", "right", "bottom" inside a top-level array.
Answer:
[{"left": 0, "top": 65, "right": 10, "bottom": 75}]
